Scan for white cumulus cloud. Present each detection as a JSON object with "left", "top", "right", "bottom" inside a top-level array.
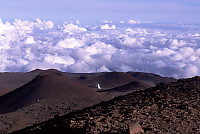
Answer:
[
  {"left": 56, "top": 38, "right": 84, "bottom": 49},
  {"left": 100, "top": 24, "right": 116, "bottom": 30},
  {"left": 128, "top": 20, "right": 141, "bottom": 24},
  {"left": 0, "top": 19, "right": 200, "bottom": 78}
]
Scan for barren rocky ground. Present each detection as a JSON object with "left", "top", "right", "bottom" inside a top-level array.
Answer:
[
  {"left": 0, "top": 91, "right": 127, "bottom": 133},
  {"left": 0, "top": 70, "right": 177, "bottom": 133},
  {"left": 12, "top": 76, "right": 200, "bottom": 134}
]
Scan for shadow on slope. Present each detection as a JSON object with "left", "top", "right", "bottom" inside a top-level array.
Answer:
[{"left": 73, "top": 72, "right": 147, "bottom": 89}]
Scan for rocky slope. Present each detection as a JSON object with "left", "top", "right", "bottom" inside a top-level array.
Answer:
[{"left": 12, "top": 76, "right": 200, "bottom": 134}]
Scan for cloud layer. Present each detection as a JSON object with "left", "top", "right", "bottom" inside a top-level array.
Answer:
[{"left": 0, "top": 19, "right": 200, "bottom": 78}]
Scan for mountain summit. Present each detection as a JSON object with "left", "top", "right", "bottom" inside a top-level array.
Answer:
[{"left": 0, "top": 70, "right": 95, "bottom": 114}]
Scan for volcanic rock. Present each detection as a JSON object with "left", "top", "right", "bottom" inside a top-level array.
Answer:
[
  {"left": 12, "top": 76, "right": 200, "bottom": 133},
  {"left": 129, "top": 122, "right": 144, "bottom": 134}
]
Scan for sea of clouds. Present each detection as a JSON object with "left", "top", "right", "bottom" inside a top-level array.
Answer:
[{"left": 0, "top": 19, "right": 200, "bottom": 78}]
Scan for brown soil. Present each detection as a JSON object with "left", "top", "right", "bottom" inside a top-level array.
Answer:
[{"left": 12, "top": 76, "right": 200, "bottom": 134}]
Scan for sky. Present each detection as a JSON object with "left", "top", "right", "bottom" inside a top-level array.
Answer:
[
  {"left": 0, "top": 0, "right": 200, "bottom": 78},
  {"left": 0, "top": 0, "right": 200, "bottom": 24}
]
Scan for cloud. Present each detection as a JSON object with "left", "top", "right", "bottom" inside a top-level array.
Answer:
[
  {"left": 34, "top": 19, "right": 54, "bottom": 29},
  {"left": 68, "top": 61, "right": 96, "bottom": 73},
  {"left": 62, "top": 23, "right": 87, "bottom": 33},
  {"left": 101, "top": 20, "right": 113, "bottom": 23},
  {"left": 120, "top": 37, "right": 142, "bottom": 48},
  {"left": 97, "top": 65, "right": 111, "bottom": 72},
  {"left": 85, "top": 41, "right": 117, "bottom": 55},
  {"left": 154, "top": 48, "right": 175, "bottom": 56},
  {"left": 169, "top": 39, "right": 186, "bottom": 49},
  {"left": 44, "top": 54, "right": 75, "bottom": 67},
  {"left": 56, "top": 38, "right": 84, "bottom": 49},
  {"left": 128, "top": 20, "right": 141, "bottom": 24},
  {"left": 25, "top": 36, "right": 36, "bottom": 44},
  {"left": 100, "top": 24, "right": 116, "bottom": 30},
  {"left": 183, "top": 64, "right": 199, "bottom": 78},
  {"left": 179, "top": 47, "right": 194, "bottom": 58},
  {"left": 0, "top": 19, "right": 200, "bottom": 78},
  {"left": 128, "top": 20, "right": 152, "bottom": 24}
]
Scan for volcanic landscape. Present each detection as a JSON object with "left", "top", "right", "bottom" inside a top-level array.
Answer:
[{"left": 0, "top": 69, "right": 199, "bottom": 133}]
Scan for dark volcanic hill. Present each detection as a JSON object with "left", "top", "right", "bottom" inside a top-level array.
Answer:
[
  {"left": 0, "top": 70, "right": 42, "bottom": 96},
  {"left": 0, "top": 70, "right": 95, "bottom": 114},
  {"left": 127, "top": 71, "right": 176, "bottom": 84},
  {"left": 73, "top": 71, "right": 152, "bottom": 89},
  {"left": 13, "top": 76, "right": 200, "bottom": 134},
  {"left": 98, "top": 80, "right": 151, "bottom": 93},
  {"left": 0, "top": 70, "right": 176, "bottom": 96}
]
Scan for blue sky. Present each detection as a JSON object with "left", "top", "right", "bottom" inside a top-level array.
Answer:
[
  {"left": 0, "top": 1, "right": 200, "bottom": 77},
  {"left": 0, "top": 0, "right": 200, "bottom": 24}
]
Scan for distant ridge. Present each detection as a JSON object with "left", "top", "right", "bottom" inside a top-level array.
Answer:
[
  {"left": 0, "top": 70, "right": 176, "bottom": 96},
  {"left": 73, "top": 71, "right": 176, "bottom": 91},
  {"left": 127, "top": 71, "right": 176, "bottom": 84},
  {"left": 74, "top": 72, "right": 144, "bottom": 89},
  {"left": 98, "top": 80, "right": 151, "bottom": 92},
  {"left": 0, "top": 70, "right": 95, "bottom": 114},
  {"left": 28, "top": 69, "right": 44, "bottom": 74}
]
